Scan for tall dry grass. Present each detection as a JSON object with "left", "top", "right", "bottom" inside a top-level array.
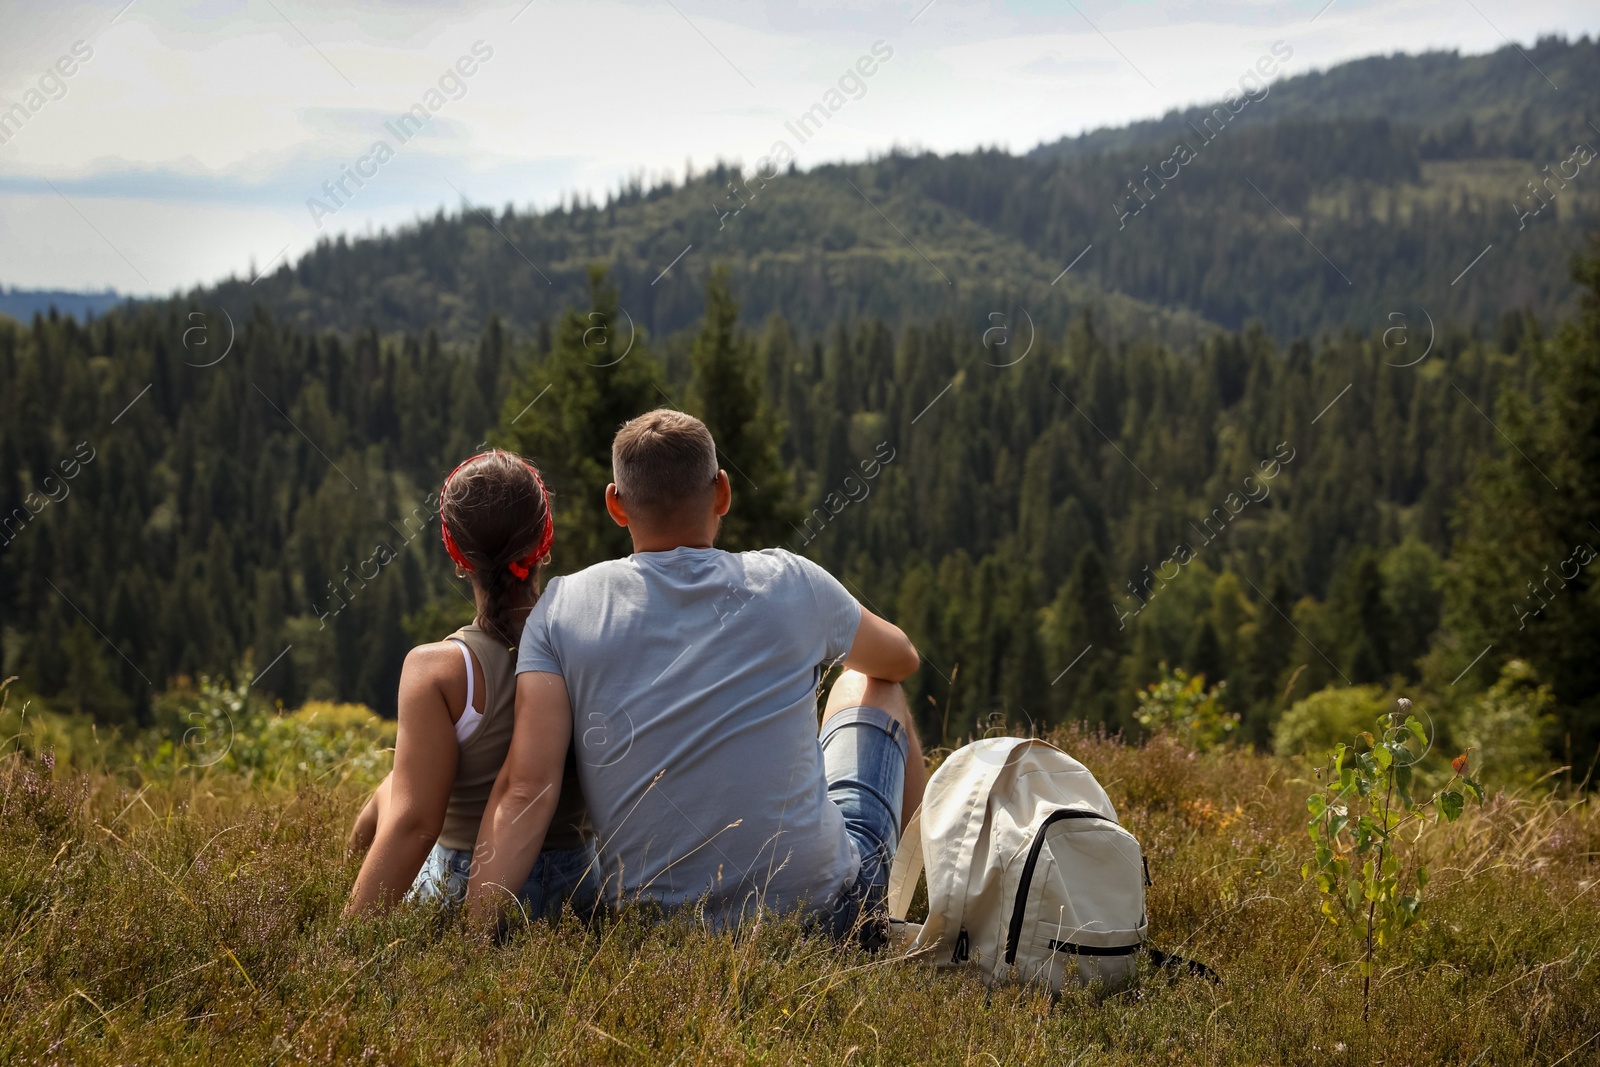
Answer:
[{"left": 1, "top": 712, "right": 1596, "bottom": 1065}]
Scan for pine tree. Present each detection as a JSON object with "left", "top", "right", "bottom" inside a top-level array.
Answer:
[
  {"left": 1042, "top": 546, "right": 1128, "bottom": 730},
  {"left": 1329, "top": 548, "right": 1393, "bottom": 683},
  {"left": 497, "top": 265, "right": 664, "bottom": 572},
  {"left": 1443, "top": 238, "right": 1600, "bottom": 754},
  {"left": 689, "top": 266, "right": 800, "bottom": 552},
  {"left": 1380, "top": 537, "right": 1444, "bottom": 677},
  {"left": 476, "top": 315, "right": 507, "bottom": 405},
  {"left": 1183, "top": 618, "right": 1226, "bottom": 687},
  {"left": 1237, "top": 569, "right": 1297, "bottom": 743}
]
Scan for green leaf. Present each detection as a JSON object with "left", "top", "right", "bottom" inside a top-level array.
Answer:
[
  {"left": 1462, "top": 778, "right": 1485, "bottom": 803},
  {"left": 1307, "top": 794, "right": 1327, "bottom": 818},
  {"left": 1416, "top": 865, "right": 1429, "bottom": 891},
  {"left": 1438, "top": 790, "right": 1464, "bottom": 822},
  {"left": 1406, "top": 715, "right": 1426, "bottom": 743}
]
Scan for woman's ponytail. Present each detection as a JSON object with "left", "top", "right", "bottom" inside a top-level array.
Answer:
[{"left": 437, "top": 451, "right": 554, "bottom": 648}]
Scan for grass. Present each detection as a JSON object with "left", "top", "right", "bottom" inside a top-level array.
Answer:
[{"left": 2, "top": 717, "right": 1597, "bottom": 1066}]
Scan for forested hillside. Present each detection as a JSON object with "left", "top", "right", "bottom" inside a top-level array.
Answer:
[
  {"left": 189, "top": 38, "right": 1598, "bottom": 347},
  {"left": 4, "top": 39, "right": 1598, "bottom": 773},
  {"left": 5, "top": 243, "right": 1599, "bottom": 763},
  {"left": 1031, "top": 34, "right": 1595, "bottom": 162}
]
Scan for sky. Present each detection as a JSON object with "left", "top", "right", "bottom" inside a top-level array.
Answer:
[{"left": 0, "top": 0, "right": 1594, "bottom": 296}]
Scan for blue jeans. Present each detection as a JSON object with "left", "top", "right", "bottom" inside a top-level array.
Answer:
[
  {"left": 408, "top": 841, "right": 601, "bottom": 920},
  {"left": 819, "top": 704, "right": 909, "bottom": 945}
]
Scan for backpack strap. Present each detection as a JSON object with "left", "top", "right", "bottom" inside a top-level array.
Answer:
[
  {"left": 1146, "top": 947, "right": 1221, "bottom": 984},
  {"left": 887, "top": 737, "right": 1036, "bottom": 953},
  {"left": 886, "top": 805, "right": 924, "bottom": 921}
]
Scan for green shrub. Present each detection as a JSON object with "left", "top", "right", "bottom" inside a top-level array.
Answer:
[
  {"left": 244, "top": 701, "right": 395, "bottom": 787},
  {"left": 147, "top": 672, "right": 256, "bottom": 770},
  {"left": 145, "top": 673, "right": 393, "bottom": 789},
  {"left": 1134, "top": 665, "right": 1237, "bottom": 750},
  {"left": 1273, "top": 684, "right": 1388, "bottom": 757},
  {"left": 0, "top": 675, "right": 122, "bottom": 770},
  {"left": 1453, "top": 659, "right": 1558, "bottom": 789}
]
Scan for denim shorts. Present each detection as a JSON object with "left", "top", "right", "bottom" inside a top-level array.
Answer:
[
  {"left": 819, "top": 704, "right": 909, "bottom": 944},
  {"left": 408, "top": 840, "right": 601, "bottom": 920}
]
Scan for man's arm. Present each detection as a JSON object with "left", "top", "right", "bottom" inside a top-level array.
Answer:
[
  {"left": 463, "top": 670, "right": 573, "bottom": 924},
  {"left": 843, "top": 606, "right": 919, "bottom": 682}
]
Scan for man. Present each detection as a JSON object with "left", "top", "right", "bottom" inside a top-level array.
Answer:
[{"left": 465, "top": 409, "right": 924, "bottom": 938}]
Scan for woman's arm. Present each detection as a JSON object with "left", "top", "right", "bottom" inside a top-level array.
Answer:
[{"left": 344, "top": 645, "right": 460, "bottom": 915}]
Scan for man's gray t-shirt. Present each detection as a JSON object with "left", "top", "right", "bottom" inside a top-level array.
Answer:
[{"left": 517, "top": 546, "right": 863, "bottom": 920}]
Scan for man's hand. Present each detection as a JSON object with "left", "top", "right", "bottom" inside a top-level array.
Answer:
[
  {"left": 463, "top": 671, "right": 573, "bottom": 925},
  {"left": 844, "top": 606, "right": 919, "bottom": 682}
]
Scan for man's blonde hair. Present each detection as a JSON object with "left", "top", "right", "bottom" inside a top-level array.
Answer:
[{"left": 612, "top": 409, "right": 719, "bottom": 523}]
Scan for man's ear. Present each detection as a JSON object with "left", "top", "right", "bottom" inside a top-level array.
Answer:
[
  {"left": 713, "top": 470, "right": 732, "bottom": 517},
  {"left": 605, "top": 483, "right": 630, "bottom": 528}
]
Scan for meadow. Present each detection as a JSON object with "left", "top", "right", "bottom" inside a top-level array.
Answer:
[{"left": 2, "top": 676, "right": 1596, "bottom": 1067}]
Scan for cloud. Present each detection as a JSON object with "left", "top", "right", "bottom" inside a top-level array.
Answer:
[{"left": 1019, "top": 51, "right": 1121, "bottom": 78}]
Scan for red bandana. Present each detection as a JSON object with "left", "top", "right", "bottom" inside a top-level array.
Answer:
[{"left": 438, "top": 452, "right": 554, "bottom": 579}]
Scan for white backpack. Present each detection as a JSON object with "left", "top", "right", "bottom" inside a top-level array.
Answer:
[{"left": 885, "top": 737, "right": 1150, "bottom": 993}]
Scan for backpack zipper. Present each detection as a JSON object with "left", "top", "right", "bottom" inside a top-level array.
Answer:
[
  {"left": 1047, "top": 939, "right": 1141, "bottom": 956},
  {"left": 1003, "top": 808, "right": 1117, "bottom": 964}
]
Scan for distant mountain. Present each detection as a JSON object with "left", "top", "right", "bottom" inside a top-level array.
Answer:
[
  {"left": 190, "top": 38, "right": 1597, "bottom": 347},
  {"left": 1029, "top": 35, "right": 1596, "bottom": 163},
  {"left": 0, "top": 287, "right": 128, "bottom": 322},
  {"left": 198, "top": 165, "right": 1215, "bottom": 357}
]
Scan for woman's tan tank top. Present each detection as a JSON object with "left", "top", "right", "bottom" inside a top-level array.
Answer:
[{"left": 436, "top": 622, "right": 589, "bottom": 852}]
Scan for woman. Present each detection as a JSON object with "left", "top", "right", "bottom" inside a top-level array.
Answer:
[{"left": 345, "top": 450, "right": 594, "bottom": 916}]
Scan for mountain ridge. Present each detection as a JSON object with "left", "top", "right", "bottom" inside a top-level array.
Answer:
[
  {"left": 1029, "top": 34, "right": 1594, "bottom": 163},
  {"left": 21, "top": 38, "right": 1600, "bottom": 347}
]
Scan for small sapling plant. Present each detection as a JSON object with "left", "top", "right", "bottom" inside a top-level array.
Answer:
[{"left": 1302, "top": 697, "right": 1484, "bottom": 1024}]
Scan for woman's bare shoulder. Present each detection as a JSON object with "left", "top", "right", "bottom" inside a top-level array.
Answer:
[{"left": 401, "top": 640, "right": 467, "bottom": 690}]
